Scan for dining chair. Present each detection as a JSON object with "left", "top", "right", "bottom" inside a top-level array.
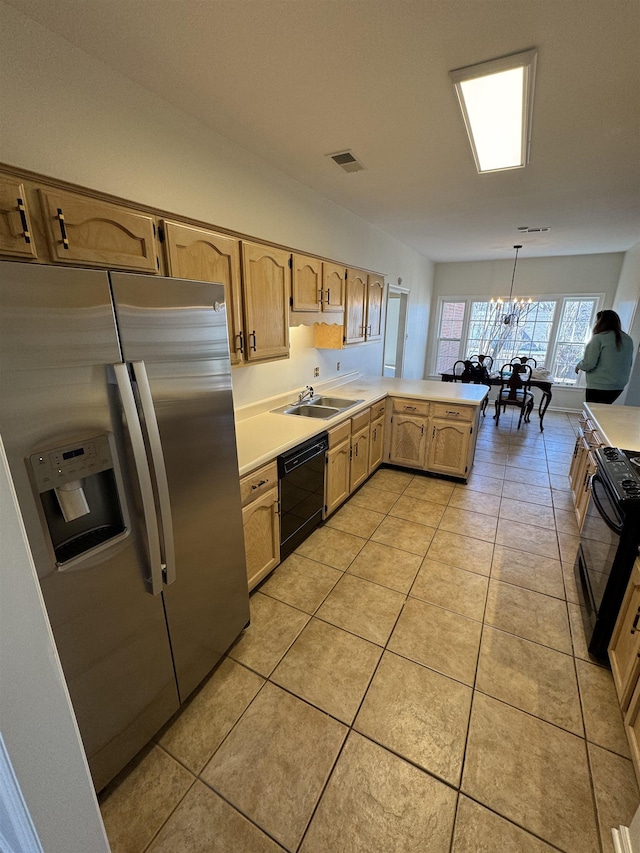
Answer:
[
  {"left": 513, "top": 355, "right": 537, "bottom": 368},
  {"left": 494, "top": 362, "right": 534, "bottom": 429},
  {"left": 453, "top": 359, "right": 490, "bottom": 415}
]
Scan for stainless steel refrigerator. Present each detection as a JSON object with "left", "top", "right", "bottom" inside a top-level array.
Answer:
[{"left": 0, "top": 261, "right": 250, "bottom": 791}]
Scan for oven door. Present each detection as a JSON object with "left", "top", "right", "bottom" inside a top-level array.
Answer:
[
  {"left": 580, "top": 472, "right": 624, "bottom": 616},
  {"left": 579, "top": 472, "right": 623, "bottom": 618}
]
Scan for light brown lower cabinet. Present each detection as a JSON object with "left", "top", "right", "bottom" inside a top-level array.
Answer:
[
  {"left": 388, "top": 413, "right": 427, "bottom": 468},
  {"left": 325, "top": 438, "right": 351, "bottom": 517},
  {"left": 240, "top": 461, "right": 280, "bottom": 591},
  {"left": 369, "top": 415, "right": 385, "bottom": 473},
  {"left": 350, "top": 410, "right": 371, "bottom": 492},
  {"left": 610, "top": 559, "right": 640, "bottom": 709},
  {"left": 426, "top": 418, "right": 472, "bottom": 477},
  {"left": 624, "top": 677, "right": 640, "bottom": 784}
]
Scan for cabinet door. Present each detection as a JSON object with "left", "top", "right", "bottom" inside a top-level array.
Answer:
[
  {"left": 350, "top": 425, "right": 371, "bottom": 491},
  {"left": 366, "top": 274, "right": 384, "bottom": 340},
  {"left": 369, "top": 415, "right": 385, "bottom": 473},
  {"left": 322, "top": 263, "right": 345, "bottom": 313},
  {"left": 388, "top": 414, "right": 427, "bottom": 468},
  {"left": 610, "top": 560, "right": 640, "bottom": 709},
  {"left": 163, "top": 221, "right": 244, "bottom": 364},
  {"left": 344, "top": 269, "right": 367, "bottom": 344},
  {"left": 624, "top": 676, "right": 640, "bottom": 786},
  {"left": 568, "top": 434, "right": 584, "bottom": 491},
  {"left": 325, "top": 438, "right": 351, "bottom": 517},
  {"left": 39, "top": 189, "right": 158, "bottom": 272},
  {"left": 241, "top": 241, "right": 291, "bottom": 361},
  {"left": 426, "top": 418, "right": 471, "bottom": 478},
  {"left": 575, "top": 452, "right": 597, "bottom": 530},
  {"left": 242, "top": 487, "right": 280, "bottom": 591},
  {"left": 0, "top": 176, "right": 38, "bottom": 259},
  {"left": 292, "top": 253, "right": 322, "bottom": 312}
]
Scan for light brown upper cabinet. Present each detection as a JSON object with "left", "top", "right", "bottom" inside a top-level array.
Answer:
[
  {"left": 241, "top": 241, "right": 291, "bottom": 362},
  {"left": 322, "top": 262, "right": 345, "bottom": 313},
  {"left": 366, "top": 274, "right": 384, "bottom": 340},
  {"left": 292, "top": 254, "right": 322, "bottom": 312},
  {"left": 344, "top": 268, "right": 368, "bottom": 344},
  {"left": 162, "top": 221, "right": 245, "bottom": 365},
  {"left": 39, "top": 189, "right": 158, "bottom": 273},
  {"left": 0, "top": 176, "right": 38, "bottom": 259},
  {"left": 291, "top": 255, "right": 345, "bottom": 314}
]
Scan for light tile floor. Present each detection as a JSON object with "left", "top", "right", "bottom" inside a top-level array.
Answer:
[{"left": 100, "top": 409, "right": 640, "bottom": 853}]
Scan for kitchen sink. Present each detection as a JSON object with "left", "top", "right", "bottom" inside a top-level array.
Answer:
[
  {"left": 282, "top": 405, "right": 340, "bottom": 418},
  {"left": 311, "top": 396, "right": 363, "bottom": 409},
  {"left": 271, "top": 395, "right": 364, "bottom": 419}
]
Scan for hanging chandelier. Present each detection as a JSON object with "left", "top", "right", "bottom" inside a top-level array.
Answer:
[{"left": 490, "top": 244, "right": 533, "bottom": 326}]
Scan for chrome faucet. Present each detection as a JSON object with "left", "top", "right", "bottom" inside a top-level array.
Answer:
[{"left": 298, "top": 385, "right": 314, "bottom": 403}]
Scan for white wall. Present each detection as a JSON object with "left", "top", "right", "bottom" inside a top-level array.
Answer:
[
  {"left": 427, "top": 253, "right": 625, "bottom": 410},
  {"left": 0, "top": 439, "right": 111, "bottom": 853},
  {"left": 612, "top": 241, "right": 640, "bottom": 406},
  {"left": 0, "top": 2, "right": 433, "bottom": 407}
]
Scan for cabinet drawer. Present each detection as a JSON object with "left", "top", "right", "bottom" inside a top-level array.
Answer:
[
  {"left": 328, "top": 419, "right": 351, "bottom": 448},
  {"left": 240, "top": 460, "right": 278, "bottom": 507},
  {"left": 392, "top": 398, "right": 429, "bottom": 416},
  {"left": 351, "top": 409, "right": 371, "bottom": 433},
  {"left": 432, "top": 402, "right": 474, "bottom": 422},
  {"left": 370, "top": 399, "right": 386, "bottom": 420}
]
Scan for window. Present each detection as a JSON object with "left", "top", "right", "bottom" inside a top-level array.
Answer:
[
  {"left": 465, "top": 300, "right": 556, "bottom": 370},
  {"left": 435, "top": 301, "right": 465, "bottom": 373},
  {"left": 551, "top": 298, "right": 598, "bottom": 384},
  {"left": 433, "top": 295, "right": 601, "bottom": 381}
]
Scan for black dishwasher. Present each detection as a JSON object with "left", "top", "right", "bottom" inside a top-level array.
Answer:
[{"left": 278, "top": 432, "right": 328, "bottom": 559}]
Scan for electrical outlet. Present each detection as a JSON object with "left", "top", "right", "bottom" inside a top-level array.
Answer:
[
  {"left": 314, "top": 366, "right": 320, "bottom": 377},
  {"left": 336, "top": 362, "right": 341, "bottom": 371}
]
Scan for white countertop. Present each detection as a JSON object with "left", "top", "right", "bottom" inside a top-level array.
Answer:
[
  {"left": 585, "top": 403, "right": 640, "bottom": 452},
  {"left": 234, "top": 376, "right": 487, "bottom": 476}
]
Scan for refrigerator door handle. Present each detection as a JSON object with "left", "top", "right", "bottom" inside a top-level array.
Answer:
[
  {"left": 113, "top": 362, "right": 164, "bottom": 595},
  {"left": 130, "top": 360, "right": 176, "bottom": 585}
]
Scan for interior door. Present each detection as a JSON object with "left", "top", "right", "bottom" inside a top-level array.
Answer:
[
  {"left": 0, "top": 261, "right": 179, "bottom": 792},
  {"left": 110, "top": 273, "right": 250, "bottom": 703}
]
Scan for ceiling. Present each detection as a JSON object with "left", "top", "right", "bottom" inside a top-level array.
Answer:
[{"left": 7, "top": 0, "right": 640, "bottom": 262}]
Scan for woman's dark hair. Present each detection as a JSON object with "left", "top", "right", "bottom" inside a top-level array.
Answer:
[{"left": 593, "top": 309, "right": 623, "bottom": 349}]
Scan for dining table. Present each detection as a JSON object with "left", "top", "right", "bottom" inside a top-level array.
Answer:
[{"left": 440, "top": 369, "right": 554, "bottom": 431}]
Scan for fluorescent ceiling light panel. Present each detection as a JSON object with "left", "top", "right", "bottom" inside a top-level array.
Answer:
[{"left": 450, "top": 49, "right": 537, "bottom": 173}]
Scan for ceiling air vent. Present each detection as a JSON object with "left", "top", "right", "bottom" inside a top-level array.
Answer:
[
  {"left": 517, "top": 226, "right": 551, "bottom": 234},
  {"left": 327, "top": 150, "right": 365, "bottom": 173}
]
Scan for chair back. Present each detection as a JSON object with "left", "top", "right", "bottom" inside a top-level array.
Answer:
[
  {"left": 513, "top": 356, "right": 537, "bottom": 368},
  {"left": 499, "top": 362, "right": 532, "bottom": 400},
  {"left": 453, "top": 359, "right": 487, "bottom": 384},
  {"left": 472, "top": 354, "right": 494, "bottom": 372}
]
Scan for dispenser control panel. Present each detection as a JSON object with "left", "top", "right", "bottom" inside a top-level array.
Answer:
[{"left": 29, "top": 434, "right": 114, "bottom": 493}]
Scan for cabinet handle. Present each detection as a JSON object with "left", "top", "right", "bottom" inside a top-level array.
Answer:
[
  {"left": 236, "top": 331, "right": 244, "bottom": 354},
  {"left": 249, "top": 330, "right": 257, "bottom": 352},
  {"left": 318, "top": 288, "right": 325, "bottom": 304},
  {"left": 421, "top": 424, "right": 424, "bottom": 435},
  {"left": 17, "top": 198, "right": 31, "bottom": 244},
  {"left": 326, "top": 288, "right": 331, "bottom": 305},
  {"left": 251, "top": 478, "right": 269, "bottom": 490},
  {"left": 56, "top": 208, "right": 70, "bottom": 249},
  {"left": 367, "top": 325, "right": 372, "bottom": 335},
  {"left": 404, "top": 405, "right": 416, "bottom": 411},
  {"left": 373, "top": 428, "right": 377, "bottom": 441},
  {"left": 445, "top": 410, "right": 460, "bottom": 416},
  {"left": 631, "top": 607, "right": 640, "bottom": 634},
  {"left": 432, "top": 426, "right": 436, "bottom": 438}
]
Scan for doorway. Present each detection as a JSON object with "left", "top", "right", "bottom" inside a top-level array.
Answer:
[{"left": 383, "top": 286, "right": 409, "bottom": 377}]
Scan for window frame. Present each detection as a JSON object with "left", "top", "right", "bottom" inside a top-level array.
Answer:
[{"left": 430, "top": 293, "right": 604, "bottom": 384}]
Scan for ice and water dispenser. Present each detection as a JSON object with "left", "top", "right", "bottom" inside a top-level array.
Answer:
[{"left": 29, "top": 433, "right": 128, "bottom": 565}]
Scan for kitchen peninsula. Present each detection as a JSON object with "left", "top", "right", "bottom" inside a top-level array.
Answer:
[
  {"left": 234, "top": 375, "right": 488, "bottom": 475},
  {"left": 234, "top": 375, "right": 488, "bottom": 590}
]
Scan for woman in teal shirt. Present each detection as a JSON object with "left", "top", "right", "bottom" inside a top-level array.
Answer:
[{"left": 575, "top": 310, "right": 634, "bottom": 403}]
